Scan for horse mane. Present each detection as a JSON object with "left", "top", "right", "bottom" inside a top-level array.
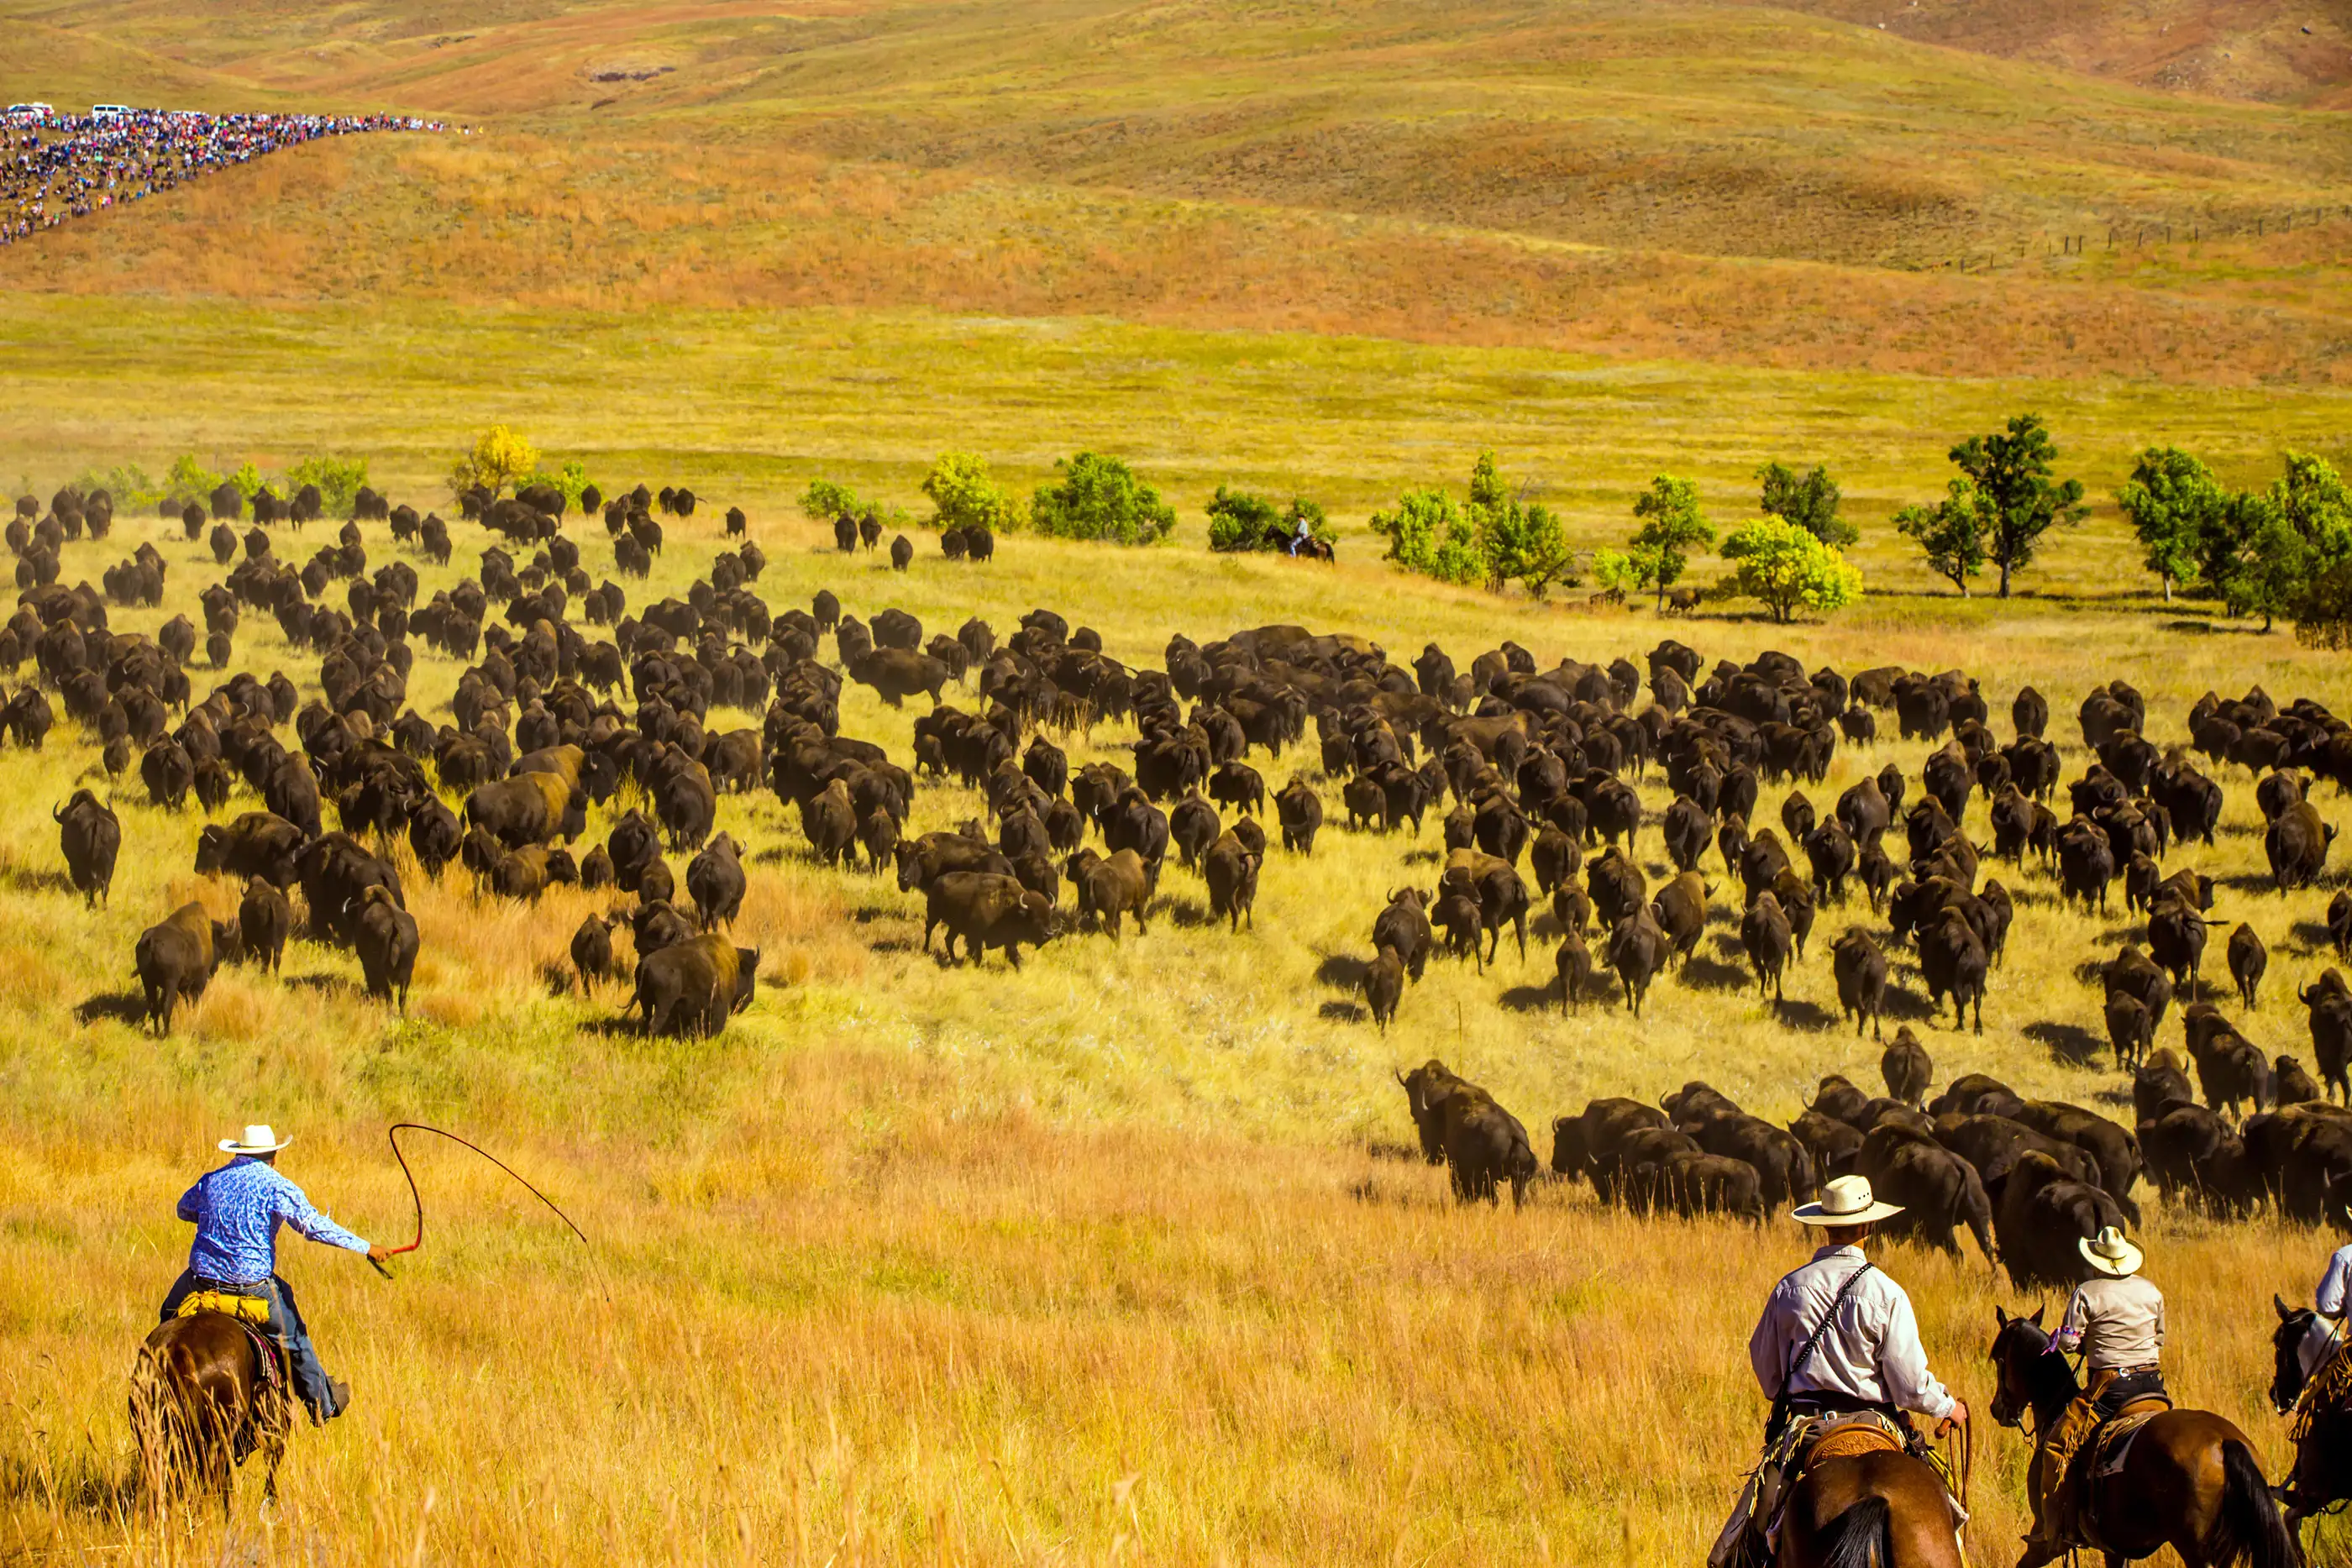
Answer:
[{"left": 1999, "top": 1316, "right": 2079, "bottom": 1418}]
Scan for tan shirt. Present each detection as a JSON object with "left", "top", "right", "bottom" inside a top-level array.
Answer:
[{"left": 2058, "top": 1274, "right": 2165, "bottom": 1371}]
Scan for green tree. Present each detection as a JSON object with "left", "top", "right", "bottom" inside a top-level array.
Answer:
[
  {"left": 1206, "top": 487, "right": 1278, "bottom": 551},
  {"left": 521, "top": 459, "right": 593, "bottom": 511},
  {"left": 1591, "top": 546, "right": 1664, "bottom": 601},
  {"left": 2114, "top": 446, "right": 2223, "bottom": 601},
  {"left": 448, "top": 425, "right": 539, "bottom": 501},
  {"left": 923, "top": 453, "right": 1019, "bottom": 534},
  {"left": 1627, "top": 475, "right": 1715, "bottom": 611},
  {"left": 1029, "top": 453, "right": 1177, "bottom": 545},
  {"left": 799, "top": 479, "right": 862, "bottom": 522},
  {"left": 286, "top": 454, "right": 370, "bottom": 514},
  {"left": 1756, "top": 461, "right": 1855, "bottom": 547},
  {"left": 1719, "top": 517, "right": 1862, "bottom": 623},
  {"left": 1894, "top": 478, "right": 1988, "bottom": 596},
  {"left": 1467, "top": 452, "right": 1574, "bottom": 596},
  {"left": 1946, "top": 413, "right": 2086, "bottom": 596},
  {"left": 228, "top": 461, "right": 265, "bottom": 501}
]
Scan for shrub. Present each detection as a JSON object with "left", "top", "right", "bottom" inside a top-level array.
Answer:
[
  {"left": 1207, "top": 487, "right": 1329, "bottom": 553},
  {"left": 286, "top": 454, "right": 371, "bottom": 515},
  {"left": 923, "top": 453, "right": 1020, "bottom": 534},
  {"left": 1030, "top": 453, "right": 1177, "bottom": 545},
  {"left": 1371, "top": 488, "right": 1482, "bottom": 585},
  {"left": 1719, "top": 517, "right": 1862, "bottom": 622},
  {"left": 1893, "top": 479, "right": 1988, "bottom": 596},
  {"left": 74, "top": 463, "right": 160, "bottom": 509},
  {"left": 1373, "top": 454, "right": 1571, "bottom": 595},
  {"left": 800, "top": 479, "right": 863, "bottom": 522},
  {"left": 228, "top": 461, "right": 265, "bottom": 502},
  {"left": 519, "top": 459, "right": 593, "bottom": 511},
  {"left": 161, "top": 454, "right": 223, "bottom": 507},
  {"left": 448, "top": 426, "right": 538, "bottom": 501}
]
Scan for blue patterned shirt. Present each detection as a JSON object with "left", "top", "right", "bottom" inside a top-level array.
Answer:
[{"left": 177, "top": 1157, "right": 371, "bottom": 1284}]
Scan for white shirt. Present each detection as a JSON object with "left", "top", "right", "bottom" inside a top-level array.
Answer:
[
  {"left": 1749, "top": 1245, "right": 1956, "bottom": 1421},
  {"left": 2056, "top": 1275, "right": 2164, "bottom": 1371},
  {"left": 2318, "top": 1245, "right": 2352, "bottom": 1316}
]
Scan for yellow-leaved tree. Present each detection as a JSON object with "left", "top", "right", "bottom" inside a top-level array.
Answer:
[{"left": 449, "top": 426, "right": 539, "bottom": 501}]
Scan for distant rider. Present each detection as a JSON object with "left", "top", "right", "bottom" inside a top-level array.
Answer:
[
  {"left": 1710, "top": 1174, "right": 1967, "bottom": 1568},
  {"left": 2026, "top": 1225, "right": 2166, "bottom": 1551},
  {"left": 158, "top": 1124, "right": 388, "bottom": 1424}
]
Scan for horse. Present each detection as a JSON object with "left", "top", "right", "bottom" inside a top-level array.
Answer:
[
  {"left": 2269, "top": 1294, "right": 2352, "bottom": 1542},
  {"left": 1775, "top": 1445, "right": 1966, "bottom": 1566},
  {"left": 130, "top": 1309, "right": 291, "bottom": 1510},
  {"left": 1989, "top": 1306, "right": 2299, "bottom": 1568}
]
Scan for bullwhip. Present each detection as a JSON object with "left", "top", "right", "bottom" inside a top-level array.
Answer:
[{"left": 372, "top": 1123, "right": 596, "bottom": 1287}]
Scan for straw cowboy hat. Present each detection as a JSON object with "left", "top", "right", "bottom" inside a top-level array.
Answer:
[
  {"left": 1793, "top": 1173, "right": 1905, "bottom": 1226},
  {"left": 219, "top": 1124, "right": 293, "bottom": 1156},
  {"left": 2079, "top": 1225, "right": 2144, "bottom": 1278}
]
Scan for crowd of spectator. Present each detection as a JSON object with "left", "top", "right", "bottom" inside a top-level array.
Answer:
[{"left": 3, "top": 105, "right": 447, "bottom": 245}]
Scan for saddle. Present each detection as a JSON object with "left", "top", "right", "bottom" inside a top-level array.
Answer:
[
  {"left": 2292, "top": 1340, "right": 2352, "bottom": 1442},
  {"left": 2069, "top": 1396, "right": 2174, "bottom": 1553}
]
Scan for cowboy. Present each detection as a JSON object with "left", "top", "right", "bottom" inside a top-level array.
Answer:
[
  {"left": 2317, "top": 1237, "right": 2352, "bottom": 1317},
  {"left": 1288, "top": 514, "right": 1313, "bottom": 556},
  {"left": 158, "top": 1125, "right": 388, "bottom": 1424},
  {"left": 1709, "top": 1174, "right": 1967, "bottom": 1568},
  {"left": 2025, "top": 1225, "right": 2166, "bottom": 1551}
]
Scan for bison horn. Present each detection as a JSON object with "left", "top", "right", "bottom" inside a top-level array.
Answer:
[
  {"left": 1392, "top": 1067, "right": 1407, "bottom": 1087},
  {"left": 50, "top": 800, "right": 63, "bottom": 821},
  {"left": 2276, "top": 1293, "right": 2296, "bottom": 1322}
]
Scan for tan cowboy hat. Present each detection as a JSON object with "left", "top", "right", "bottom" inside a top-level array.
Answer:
[
  {"left": 2079, "top": 1225, "right": 2143, "bottom": 1278},
  {"left": 219, "top": 1124, "right": 292, "bottom": 1156},
  {"left": 1793, "top": 1173, "right": 1904, "bottom": 1226}
]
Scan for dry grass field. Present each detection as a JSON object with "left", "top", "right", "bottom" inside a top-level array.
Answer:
[{"left": 6, "top": 3, "right": 2352, "bottom": 1562}]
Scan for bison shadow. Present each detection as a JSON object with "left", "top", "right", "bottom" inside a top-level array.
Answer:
[
  {"left": 2217, "top": 871, "right": 2286, "bottom": 896},
  {"left": 2022, "top": 1020, "right": 2105, "bottom": 1067},
  {"left": 1879, "top": 986, "right": 1940, "bottom": 1023},
  {"left": 1163, "top": 897, "right": 1215, "bottom": 930},
  {"left": 1499, "top": 982, "right": 1563, "bottom": 1013},
  {"left": 73, "top": 991, "right": 149, "bottom": 1026},
  {"left": 1315, "top": 953, "right": 1368, "bottom": 989},
  {"left": 1771, "top": 999, "right": 1840, "bottom": 1033},
  {"left": 1677, "top": 954, "right": 1755, "bottom": 994},
  {"left": 1399, "top": 847, "right": 1442, "bottom": 865},
  {"left": 1363, "top": 1140, "right": 1422, "bottom": 1162},
  {"left": 1319, "top": 999, "right": 1368, "bottom": 1023},
  {"left": 0, "top": 863, "right": 75, "bottom": 897},
  {"left": 284, "top": 972, "right": 365, "bottom": 999},
  {"left": 2291, "top": 920, "right": 2338, "bottom": 955}
]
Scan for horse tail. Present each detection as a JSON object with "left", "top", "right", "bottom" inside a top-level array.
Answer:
[
  {"left": 2207, "top": 1439, "right": 2301, "bottom": 1568},
  {"left": 1814, "top": 1494, "right": 1892, "bottom": 1568}
]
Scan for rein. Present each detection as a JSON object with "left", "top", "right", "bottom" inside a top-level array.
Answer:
[{"left": 376, "top": 1124, "right": 598, "bottom": 1290}]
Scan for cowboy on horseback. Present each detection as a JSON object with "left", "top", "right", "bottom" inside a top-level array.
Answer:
[
  {"left": 158, "top": 1124, "right": 387, "bottom": 1424},
  {"left": 2024, "top": 1225, "right": 2167, "bottom": 1553},
  {"left": 1710, "top": 1174, "right": 1969, "bottom": 1568}
]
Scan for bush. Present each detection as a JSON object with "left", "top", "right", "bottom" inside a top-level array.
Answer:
[
  {"left": 1756, "top": 461, "right": 1854, "bottom": 547},
  {"left": 1207, "top": 487, "right": 1329, "bottom": 553},
  {"left": 519, "top": 459, "right": 593, "bottom": 512},
  {"left": 923, "top": 453, "right": 1020, "bottom": 534},
  {"left": 1030, "top": 453, "right": 1176, "bottom": 545},
  {"left": 161, "top": 454, "right": 223, "bottom": 507},
  {"left": 1372, "top": 453, "right": 1572, "bottom": 595},
  {"left": 74, "top": 463, "right": 160, "bottom": 509},
  {"left": 228, "top": 461, "right": 265, "bottom": 502},
  {"left": 1619, "top": 476, "right": 1715, "bottom": 610},
  {"left": 1718, "top": 517, "right": 1862, "bottom": 622},
  {"left": 800, "top": 479, "right": 863, "bottom": 522},
  {"left": 286, "top": 455, "right": 371, "bottom": 515},
  {"left": 447, "top": 426, "right": 538, "bottom": 501}
]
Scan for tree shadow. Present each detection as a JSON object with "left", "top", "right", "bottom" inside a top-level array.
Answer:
[
  {"left": 2023, "top": 1020, "right": 2105, "bottom": 1067},
  {"left": 73, "top": 990, "right": 147, "bottom": 1026}
]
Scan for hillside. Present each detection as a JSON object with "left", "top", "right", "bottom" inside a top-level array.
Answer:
[{"left": 4, "top": 0, "right": 2350, "bottom": 381}]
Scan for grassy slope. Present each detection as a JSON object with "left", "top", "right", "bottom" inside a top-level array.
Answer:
[{"left": 5, "top": 0, "right": 2352, "bottom": 381}]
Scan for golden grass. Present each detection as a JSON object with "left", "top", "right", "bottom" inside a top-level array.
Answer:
[{"left": 3, "top": 455, "right": 2352, "bottom": 1562}]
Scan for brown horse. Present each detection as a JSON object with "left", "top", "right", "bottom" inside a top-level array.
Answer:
[
  {"left": 130, "top": 1310, "right": 291, "bottom": 1510},
  {"left": 1776, "top": 1448, "right": 1966, "bottom": 1567},
  {"left": 2269, "top": 1295, "right": 2352, "bottom": 1545},
  {"left": 1990, "top": 1306, "right": 2300, "bottom": 1568}
]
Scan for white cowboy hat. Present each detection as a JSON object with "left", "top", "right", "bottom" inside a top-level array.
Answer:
[
  {"left": 2079, "top": 1225, "right": 2143, "bottom": 1278},
  {"left": 1793, "top": 1173, "right": 1905, "bottom": 1226},
  {"left": 219, "top": 1124, "right": 292, "bottom": 1156}
]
